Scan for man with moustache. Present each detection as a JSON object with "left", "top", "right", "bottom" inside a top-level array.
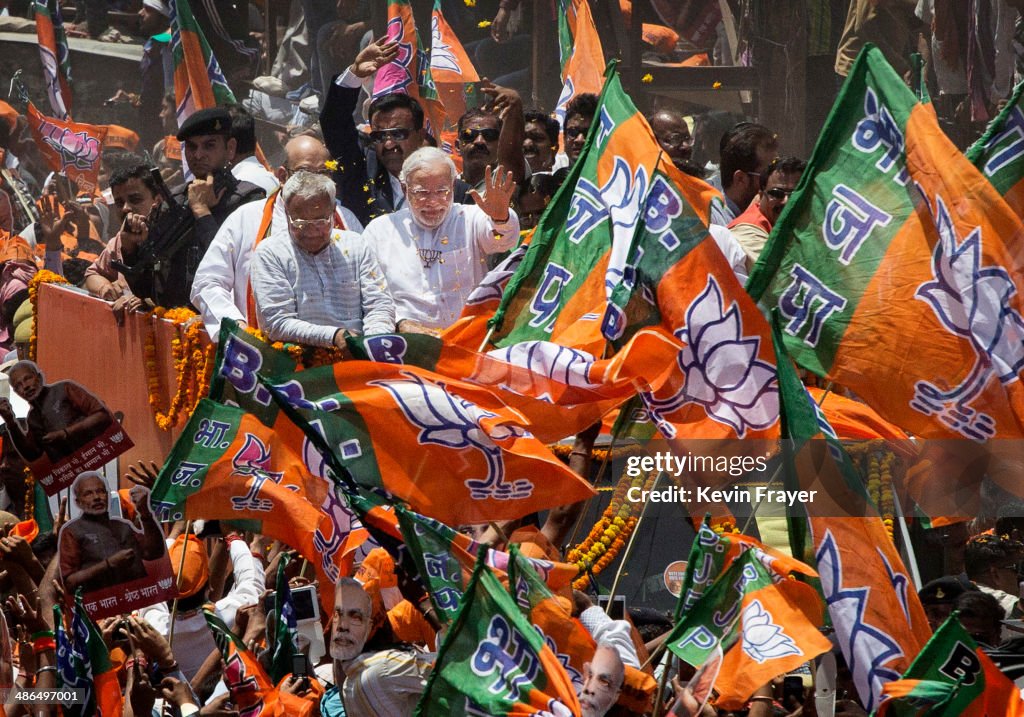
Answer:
[
  {"left": 522, "top": 110, "right": 560, "bottom": 174},
  {"left": 0, "top": 361, "right": 114, "bottom": 463},
  {"left": 105, "top": 109, "right": 264, "bottom": 309},
  {"left": 728, "top": 156, "right": 806, "bottom": 270},
  {"left": 58, "top": 471, "right": 164, "bottom": 593},
  {"left": 321, "top": 37, "right": 471, "bottom": 226},
  {"left": 321, "top": 577, "right": 432, "bottom": 716},
  {"left": 360, "top": 146, "right": 518, "bottom": 334}
]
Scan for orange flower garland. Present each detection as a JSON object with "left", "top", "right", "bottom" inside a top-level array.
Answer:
[
  {"left": 567, "top": 467, "right": 657, "bottom": 590},
  {"left": 848, "top": 441, "right": 899, "bottom": 541},
  {"left": 143, "top": 307, "right": 215, "bottom": 430},
  {"left": 27, "top": 270, "right": 70, "bottom": 361}
]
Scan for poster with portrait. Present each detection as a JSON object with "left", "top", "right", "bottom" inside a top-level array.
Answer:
[
  {"left": 0, "top": 361, "right": 134, "bottom": 496},
  {"left": 57, "top": 472, "right": 176, "bottom": 619}
]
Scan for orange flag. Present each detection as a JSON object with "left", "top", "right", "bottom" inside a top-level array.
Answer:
[{"left": 27, "top": 102, "right": 106, "bottom": 194}]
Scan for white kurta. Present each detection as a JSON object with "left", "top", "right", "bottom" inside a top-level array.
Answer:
[
  {"left": 231, "top": 155, "right": 280, "bottom": 194},
  {"left": 362, "top": 204, "right": 519, "bottom": 330},
  {"left": 191, "top": 193, "right": 363, "bottom": 338}
]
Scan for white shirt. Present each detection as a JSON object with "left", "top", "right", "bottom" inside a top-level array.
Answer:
[
  {"left": 139, "top": 539, "right": 265, "bottom": 680},
  {"left": 251, "top": 227, "right": 395, "bottom": 345},
  {"left": 231, "top": 155, "right": 280, "bottom": 194},
  {"left": 362, "top": 203, "right": 519, "bottom": 330},
  {"left": 709, "top": 224, "right": 749, "bottom": 286},
  {"left": 191, "top": 193, "right": 363, "bottom": 339}
]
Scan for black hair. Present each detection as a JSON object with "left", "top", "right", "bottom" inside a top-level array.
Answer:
[
  {"left": 457, "top": 107, "right": 502, "bottom": 137},
  {"left": 565, "top": 93, "right": 599, "bottom": 125},
  {"left": 519, "top": 172, "right": 559, "bottom": 200},
  {"left": 719, "top": 122, "right": 777, "bottom": 189},
  {"left": 760, "top": 155, "right": 807, "bottom": 188},
  {"left": 109, "top": 163, "right": 158, "bottom": 194},
  {"left": 955, "top": 589, "right": 1006, "bottom": 624},
  {"left": 524, "top": 110, "right": 559, "bottom": 145},
  {"left": 368, "top": 93, "right": 425, "bottom": 130},
  {"left": 964, "top": 533, "right": 1024, "bottom": 579},
  {"left": 226, "top": 103, "right": 257, "bottom": 154}
]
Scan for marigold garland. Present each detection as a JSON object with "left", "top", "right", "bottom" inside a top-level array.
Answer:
[
  {"left": 143, "top": 307, "right": 214, "bottom": 430},
  {"left": 27, "top": 270, "right": 70, "bottom": 361},
  {"left": 22, "top": 467, "right": 33, "bottom": 522},
  {"left": 549, "top": 443, "right": 647, "bottom": 464},
  {"left": 847, "top": 441, "right": 899, "bottom": 541},
  {"left": 567, "top": 467, "right": 657, "bottom": 590}
]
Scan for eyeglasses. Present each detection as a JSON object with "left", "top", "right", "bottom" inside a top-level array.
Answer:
[
  {"left": 564, "top": 126, "right": 588, "bottom": 140},
  {"left": 288, "top": 216, "right": 333, "bottom": 231},
  {"left": 369, "top": 128, "right": 412, "bottom": 144},
  {"left": 765, "top": 187, "right": 795, "bottom": 201},
  {"left": 407, "top": 187, "right": 452, "bottom": 203},
  {"left": 286, "top": 167, "right": 334, "bottom": 177},
  {"left": 459, "top": 127, "right": 500, "bottom": 143},
  {"left": 661, "top": 133, "right": 693, "bottom": 147}
]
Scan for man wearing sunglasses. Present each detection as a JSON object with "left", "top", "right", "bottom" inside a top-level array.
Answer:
[
  {"left": 711, "top": 122, "right": 778, "bottom": 227},
  {"left": 728, "top": 155, "right": 805, "bottom": 271},
  {"left": 250, "top": 171, "right": 395, "bottom": 348},
  {"left": 321, "top": 37, "right": 471, "bottom": 226},
  {"left": 455, "top": 82, "right": 527, "bottom": 192}
]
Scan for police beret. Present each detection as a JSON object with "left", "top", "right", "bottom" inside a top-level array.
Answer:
[
  {"left": 176, "top": 108, "right": 232, "bottom": 141},
  {"left": 918, "top": 575, "right": 976, "bottom": 605}
]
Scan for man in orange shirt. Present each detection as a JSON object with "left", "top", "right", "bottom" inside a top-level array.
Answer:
[{"left": 728, "top": 156, "right": 806, "bottom": 271}]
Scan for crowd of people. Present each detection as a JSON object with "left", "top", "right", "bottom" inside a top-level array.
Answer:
[{"left": 0, "top": 0, "right": 1023, "bottom": 715}]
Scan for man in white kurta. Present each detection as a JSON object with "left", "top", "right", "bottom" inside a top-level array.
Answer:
[
  {"left": 360, "top": 146, "right": 519, "bottom": 333},
  {"left": 191, "top": 136, "right": 363, "bottom": 338}
]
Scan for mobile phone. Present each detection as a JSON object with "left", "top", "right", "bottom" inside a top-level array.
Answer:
[
  {"left": 597, "top": 595, "right": 626, "bottom": 620},
  {"left": 291, "top": 653, "right": 309, "bottom": 678},
  {"left": 264, "top": 584, "right": 320, "bottom": 622},
  {"left": 783, "top": 675, "right": 805, "bottom": 706}
]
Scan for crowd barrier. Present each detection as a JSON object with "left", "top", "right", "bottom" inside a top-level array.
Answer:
[{"left": 35, "top": 283, "right": 211, "bottom": 483}]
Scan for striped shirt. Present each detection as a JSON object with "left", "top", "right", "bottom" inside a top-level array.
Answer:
[
  {"left": 341, "top": 648, "right": 434, "bottom": 716},
  {"left": 250, "top": 228, "right": 395, "bottom": 347}
]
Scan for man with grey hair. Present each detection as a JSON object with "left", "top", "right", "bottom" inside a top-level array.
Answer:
[
  {"left": 250, "top": 172, "right": 395, "bottom": 348},
  {"left": 361, "top": 146, "right": 519, "bottom": 334},
  {"left": 191, "top": 135, "right": 364, "bottom": 339},
  {"left": 321, "top": 576, "right": 432, "bottom": 716}
]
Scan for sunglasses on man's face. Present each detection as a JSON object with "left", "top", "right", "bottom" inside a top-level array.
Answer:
[
  {"left": 369, "top": 128, "right": 412, "bottom": 144},
  {"left": 765, "top": 187, "right": 794, "bottom": 201},
  {"left": 459, "top": 127, "right": 500, "bottom": 143}
]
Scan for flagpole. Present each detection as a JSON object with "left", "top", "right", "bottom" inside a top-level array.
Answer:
[
  {"left": 167, "top": 520, "right": 193, "bottom": 648},
  {"left": 604, "top": 471, "right": 659, "bottom": 612},
  {"left": 891, "top": 490, "right": 922, "bottom": 590},
  {"left": 476, "top": 326, "right": 495, "bottom": 353},
  {"left": 649, "top": 644, "right": 675, "bottom": 717}
]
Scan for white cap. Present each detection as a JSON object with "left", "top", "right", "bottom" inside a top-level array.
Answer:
[{"left": 142, "top": 0, "right": 171, "bottom": 18}]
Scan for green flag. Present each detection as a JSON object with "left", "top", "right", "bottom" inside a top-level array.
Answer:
[
  {"left": 414, "top": 549, "right": 583, "bottom": 716},
  {"left": 875, "top": 615, "right": 1024, "bottom": 716},
  {"left": 746, "top": 44, "right": 1024, "bottom": 441}
]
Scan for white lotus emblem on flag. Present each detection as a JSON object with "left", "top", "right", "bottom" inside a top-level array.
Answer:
[
  {"left": 370, "top": 371, "right": 534, "bottom": 500},
  {"left": 643, "top": 277, "right": 778, "bottom": 437},
  {"left": 912, "top": 192, "right": 1024, "bottom": 439},
  {"left": 741, "top": 599, "right": 802, "bottom": 664},
  {"left": 430, "top": 16, "right": 461, "bottom": 74}
]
